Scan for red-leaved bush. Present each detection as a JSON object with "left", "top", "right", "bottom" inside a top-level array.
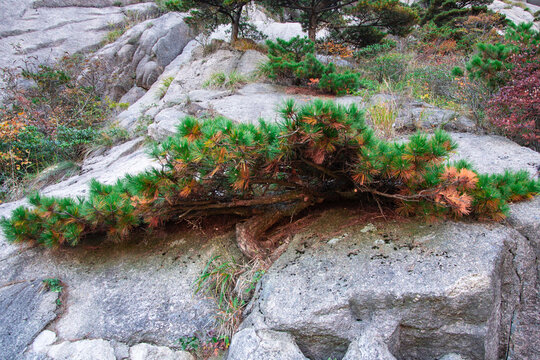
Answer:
[{"left": 488, "top": 50, "right": 540, "bottom": 149}]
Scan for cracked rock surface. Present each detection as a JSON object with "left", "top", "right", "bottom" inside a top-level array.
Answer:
[{"left": 0, "top": 0, "right": 158, "bottom": 70}]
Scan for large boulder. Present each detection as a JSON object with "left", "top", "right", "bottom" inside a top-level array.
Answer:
[
  {"left": 0, "top": 223, "right": 243, "bottom": 357},
  {"left": 227, "top": 215, "right": 532, "bottom": 360},
  {"left": 117, "top": 45, "right": 269, "bottom": 130},
  {"left": 90, "top": 12, "right": 195, "bottom": 99},
  {"left": 225, "top": 131, "right": 540, "bottom": 360}
]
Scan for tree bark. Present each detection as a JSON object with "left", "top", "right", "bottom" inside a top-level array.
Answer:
[
  {"left": 230, "top": 9, "right": 242, "bottom": 46},
  {"left": 308, "top": 12, "right": 317, "bottom": 41}
]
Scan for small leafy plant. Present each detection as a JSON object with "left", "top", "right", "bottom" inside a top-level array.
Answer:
[{"left": 43, "top": 278, "right": 63, "bottom": 293}]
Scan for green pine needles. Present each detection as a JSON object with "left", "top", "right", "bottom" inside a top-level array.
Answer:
[
  {"left": 261, "top": 36, "right": 364, "bottom": 95},
  {"left": 1, "top": 100, "right": 538, "bottom": 251}
]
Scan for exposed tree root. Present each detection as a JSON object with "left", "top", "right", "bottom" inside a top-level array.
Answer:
[{"left": 235, "top": 197, "right": 316, "bottom": 259}]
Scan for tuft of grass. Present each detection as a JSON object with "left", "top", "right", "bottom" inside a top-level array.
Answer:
[
  {"left": 203, "top": 71, "right": 247, "bottom": 91},
  {"left": 157, "top": 76, "right": 174, "bottom": 99},
  {"left": 195, "top": 255, "right": 265, "bottom": 337},
  {"left": 367, "top": 102, "right": 397, "bottom": 139},
  {"left": 103, "top": 28, "right": 125, "bottom": 45}
]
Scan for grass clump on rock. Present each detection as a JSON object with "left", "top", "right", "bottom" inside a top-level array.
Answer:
[{"left": 2, "top": 100, "right": 538, "bottom": 258}]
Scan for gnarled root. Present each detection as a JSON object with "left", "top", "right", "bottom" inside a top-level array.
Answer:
[{"left": 235, "top": 198, "right": 315, "bottom": 259}]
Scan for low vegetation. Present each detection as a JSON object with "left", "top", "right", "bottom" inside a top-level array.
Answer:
[
  {"left": 0, "top": 55, "right": 123, "bottom": 200},
  {"left": 2, "top": 100, "right": 537, "bottom": 258},
  {"left": 203, "top": 71, "right": 247, "bottom": 91}
]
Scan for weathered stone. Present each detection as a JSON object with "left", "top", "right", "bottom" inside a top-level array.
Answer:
[
  {"left": 110, "top": 340, "right": 130, "bottom": 360},
  {"left": 147, "top": 106, "right": 187, "bottom": 140},
  {"left": 450, "top": 132, "right": 540, "bottom": 178},
  {"left": 30, "top": 330, "right": 57, "bottom": 354},
  {"left": 117, "top": 40, "right": 200, "bottom": 129},
  {"left": 439, "top": 354, "right": 466, "bottom": 360},
  {"left": 120, "top": 86, "right": 147, "bottom": 105},
  {"left": 33, "top": 0, "right": 144, "bottom": 7},
  {"left": 368, "top": 94, "right": 476, "bottom": 132},
  {"left": 506, "top": 197, "right": 540, "bottom": 360},
  {"left": 0, "top": 221, "right": 243, "bottom": 349},
  {"left": 489, "top": 1, "right": 539, "bottom": 30},
  {"left": 47, "top": 339, "right": 115, "bottom": 360},
  {"left": 89, "top": 12, "right": 195, "bottom": 98},
  {"left": 343, "top": 335, "right": 397, "bottom": 360},
  {"left": 230, "top": 214, "right": 532, "bottom": 360},
  {"left": 129, "top": 343, "right": 194, "bottom": 360},
  {"left": 0, "top": 1, "right": 157, "bottom": 70},
  {"left": 0, "top": 280, "right": 58, "bottom": 359},
  {"left": 227, "top": 328, "right": 307, "bottom": 360}
]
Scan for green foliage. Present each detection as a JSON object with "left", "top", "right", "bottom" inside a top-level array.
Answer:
[
  {"left": 421, "top": 0, "right": 492, "bottom": 27},
  {"left": 2, "top": 100, "right": 538, "bottom": 249},
  {"left": 203, "top": 71, "right": 247, "bottom": 90},
  {"left": 466, "top": 42, "right": 513, "bottom": 89},
  {"left": 94, "top": 124, "right": 131, "bottom": 149},
  {"left": 355, "top": 40, "right": 397, "bottom": 59},
  {"left": 163, "top": 0, "right": 250, "bottom": 44},
  {"left": 261, "top": 0, "right": 352, "bottom": 40},
  {"left": 369, "top": 53, "right": 410, "bottom": 82},
  {"left": 157, "top": 76, "right": 174, "bottom": 99},
  {"left": 103, "top": 29, "right": 124, "bottom": 45},
  {"left": 463, "top": 22, "right": 540, "bottom": 89},
  {"left": 331, "top": 0, "right": 418, "bottom": 47},
  {"left": 319, "top": 71, "right": 360, "bottom": 95},
  {"left": 263, "top": 36, "right": 327, "bottom": 84},
  {"left": 177, "top": 336, "right": 200, "bottom": 351},
  {"left": 43, "top": 278, "right": 63, "bottom": 293},
  {"left": 264, "top": 36, "right": 365, "bottom": 94},
  {"left": 0, "top": 55, "right": 114, "bottom": 197}
]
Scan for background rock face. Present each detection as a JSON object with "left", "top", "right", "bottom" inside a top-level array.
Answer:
[
  {"left": 0, "top": 1, "right": 158, "bottom": 70},
  {"left": 90, "top": 12, "right": 195, "bottom": 100}
]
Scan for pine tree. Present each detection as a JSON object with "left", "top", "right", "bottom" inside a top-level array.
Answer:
[
  {"left": 2, "top": 100, "right": 538, "bottom": 258},
  {"left": 421, "top": 0, "right": 492, "bottom": 27},
  {"left": 329, "top": 0, "right": 418, "bottom": 47},
  {"left": 164, "top": 0, "right": 251, "bottom": 45},
  {"left": 261, "top": 0, "right": 358, "bottom": 41}
]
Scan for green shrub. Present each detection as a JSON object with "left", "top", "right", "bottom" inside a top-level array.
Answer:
[
  {"left": 0, "top": 55, "right": 113, "bottom": 199},
  {"left": 463, "top": 22, "right": 540, "bottom": 89},
  {"left": 264, "top": 36, "right": 322, "bottom": 84},
  {"left": 319, "top": 71, "right": 360, "bottom": 95},
  {"left": 2, "top": 100, "right": 538, "bottom": 250},
  {"left": 369, "top": 53, "right": 409, "bottom": 82},
  {"left": 355, "top": 40, "right": 397, "bottom": 59},
  {"left": 357, "top": 78, "right": 379, "bottom": 90},
  {"left": 264, "top": 37, "right": 360, "bottom": 94}
]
